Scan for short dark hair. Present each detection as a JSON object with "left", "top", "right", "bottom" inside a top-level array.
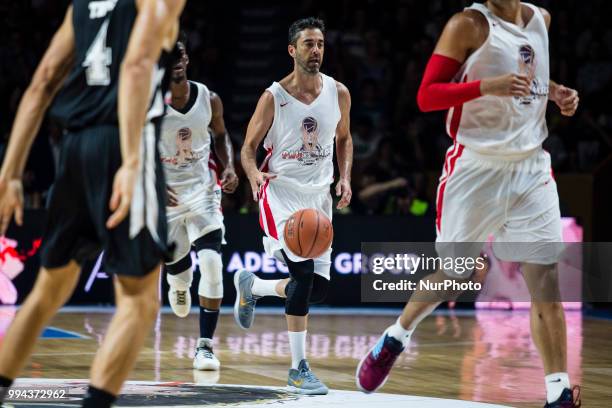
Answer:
[{"left": 288, "top": 17, "right": 325, "bottom": 45}]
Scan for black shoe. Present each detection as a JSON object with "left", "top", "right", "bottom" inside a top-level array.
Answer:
[{"left": 544, "top": 386, "right": 581, "bottom": 408}]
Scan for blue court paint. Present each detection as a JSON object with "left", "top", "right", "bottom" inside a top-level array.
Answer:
[{"left": 41, "top": 327, "right": 88, "bottom": 339}]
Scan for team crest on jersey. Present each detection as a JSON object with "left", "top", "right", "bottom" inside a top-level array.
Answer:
[
  {"left": 160, "top": 127, "right": 204, "bottom": 167},
  {"left": 281, "top": 116, "right": 331, "bottom": 166},
  {"left": 516, "top": 44, "right": 547, "bottom": 105}
]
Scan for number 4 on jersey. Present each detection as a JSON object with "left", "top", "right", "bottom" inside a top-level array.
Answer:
[{"left": 83, "top": 19, "right": 112, "bottom": 86}]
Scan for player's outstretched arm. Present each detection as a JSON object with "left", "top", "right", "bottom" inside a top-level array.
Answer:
[
  {"left": 210, "top": 92, "right": 239, "bottom": 194},
  {"left": 108, "top": 0, "right": 185, "bottom": 229},
  {"left": 335, "top": 82, "right": 353, "bottom": 210},
  {"left": 241, "top": 91, "right": 276, "bottom": 202},
  {"left": 0, "top": 6, "right": 75, "bottom": 235}
]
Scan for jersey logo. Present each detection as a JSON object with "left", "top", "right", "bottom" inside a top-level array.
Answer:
[
  {"left": 160, "top": 127, "right": 204, "bottom": 167},
  {"left": 280, "top": 102, "right": 290, "bottom": 107},
  {"left": 89, "top": 0, "right": 118, "bottom": 19},
  {"left": 301, "top": 116, "right": 319, "bottom": 151},
  {"left": 516, "top": 44, "right": 547, "bottom": 105},
  {"left": 280, "top": 116, "right": 332, "bottom": 166}
]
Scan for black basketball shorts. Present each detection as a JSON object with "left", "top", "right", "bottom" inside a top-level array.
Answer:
[{"left": 39, "top": 123, "right": 169, "bottom": 277}]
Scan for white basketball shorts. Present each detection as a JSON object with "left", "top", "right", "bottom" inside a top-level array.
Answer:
[
  {"left": 258, "top": 180, "right": 332, "bottom": 280},
  {"left": 167, "top": 181, "right": 225, "bottom": 262},
  {"left": 435, "top": 144, "right": 563, "bottom": 274}
]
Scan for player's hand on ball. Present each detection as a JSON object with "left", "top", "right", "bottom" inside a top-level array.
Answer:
[
  {"left": 481, "top": 73, "right": 531, "bottom": 97},
  {"left": 0, "top": 177, "right": 24, "bottom": 236},
  {"left": 221, "top": 167, "right": 239, "bottom": 194},
  {"left": 106, "top": 164, "right": 138, "bottom": 229},
  {"left": 551, "top": 85, "right": 579, "bottom": 117},
  {"left": 335, "top": 177, "right": 352, "bottom": 209},
  {"left": 249, "top": 171, "right": 276, "bottom": 201},
  {"left": 167, "top": 185, "right": 179, "bottom": 207}
]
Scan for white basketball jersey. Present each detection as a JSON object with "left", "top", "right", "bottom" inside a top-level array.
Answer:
[
  {"left": 262, "top": 73, "right": 341, "bottom": 192},
  {"left": 448, "top": 2, "right": 550, "bottom": 158},
  {"left": 159, "top": 81, "right": 218, "bottom": 190}
]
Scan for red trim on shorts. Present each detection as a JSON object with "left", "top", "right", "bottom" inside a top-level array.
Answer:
[
  {"left": 260, "top": 179, "right": 278, "bottom": 240},
  {"left": 437, "top": 78, "right": 467, "bottom": 234},
  {"left": 436, "top": 144, "right": 464, "bottom": 234},
  {"left": 260, "top": 146, "right": 273, "bottom": 173}
]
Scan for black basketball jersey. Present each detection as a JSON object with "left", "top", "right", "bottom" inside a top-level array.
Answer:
[{"left": 51, "top": 0, "right": 168, "bottom": 131}]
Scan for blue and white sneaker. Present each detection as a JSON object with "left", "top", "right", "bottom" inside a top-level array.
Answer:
[
  {"left": 233, "top": 269, "right": 260, "bottom": 330},
  {"left": 287, "top": 359, "right": 328, "bottom": 395}
]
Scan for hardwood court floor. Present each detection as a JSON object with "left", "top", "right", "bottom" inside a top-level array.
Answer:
[{"left": 1, "top": 307, "right": 610, "bottom": 407}]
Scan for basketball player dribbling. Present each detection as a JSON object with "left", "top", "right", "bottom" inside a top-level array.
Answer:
[
  {"left": 0, "top": 1, "right": 185, "bottom": 407},
  {"left": 235, "top": 18, "right": 353, "bottom": 394},
  {"left": 160, "top": 36, "right": 238, "bottom": 371},
  {"left": 356, "top": 2, "right": 581, "bottom": 407}
]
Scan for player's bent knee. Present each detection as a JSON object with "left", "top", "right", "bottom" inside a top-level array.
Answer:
[
  {"left": 166, "top": 253, "right": 192, "bottom": 275},
  {"left": 284, "top": 257, "right": 315, "bottom": 316},
  {"left": 285, "top": 279, "right": 313, "bottom": 316},
  {"left": 310, "top": 274, "right": 329, "bottom": 304},
  {"left": 166, "top": 253, "right": 194, "bottom": 289},
  {"left": 197, "top": 249, "right": 223, "bottom": 298},
  {"left": 115, "top": 271, "right": 161, "bottom": 320}
]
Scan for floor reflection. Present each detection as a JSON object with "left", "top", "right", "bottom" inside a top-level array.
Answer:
[{"left": 0, "top": 308, "right": 592, "bottom": 406}]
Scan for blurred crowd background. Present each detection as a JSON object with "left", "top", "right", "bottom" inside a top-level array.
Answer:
[{"left": 2, "top": 0, "right": 611, "bottom": 217}]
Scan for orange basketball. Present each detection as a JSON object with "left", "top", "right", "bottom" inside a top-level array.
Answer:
[{"left": 284, "top": 209, "right": 333, "bottom": 259}]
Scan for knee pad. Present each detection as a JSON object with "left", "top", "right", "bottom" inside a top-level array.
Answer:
[
  {"left": 165, "top": 253, "right": 193, "bottom": 290},
  {"left": 193, "top": 229, "right": 223, "bottom": 253},
  {"left": 282, "top": 250, "right": 315, "bottom": 316},
  {"left": 197, "top": 249, "right": 223, "bottom": 299},
  {"left": 310, "top": 274, "right": 329, "bottom": 304}
]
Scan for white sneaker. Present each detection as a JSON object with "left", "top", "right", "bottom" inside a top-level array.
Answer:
[
  {"left": 193, "top": 369, "right": 220, "bottom": 385},
  {"left": 193, "top": 338, "right": 220, "bottom": 371},
  {"left": 168, "top": 287, "right": 191, "bottom": 318}
]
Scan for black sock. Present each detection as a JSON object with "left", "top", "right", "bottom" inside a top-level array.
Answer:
[
  {"left": 199, "top": 306, "right": 220, "bottom": 340},
  {"left": 0, "top": 375, "right": 13, "bottom": 402},
  {"left": 81, "top": 385, "right": 116, "bottom": 408}
]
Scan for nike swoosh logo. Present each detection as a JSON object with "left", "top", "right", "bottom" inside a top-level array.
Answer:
[
  {"left": 550, "top": 379, "right": 562, "bottom": 383},
  {"left": 291, "top": 379, "right": 303, "bottom": 386},
  {"left": 280, "top": 102, "right": 290, "bottom": 107},
  {"left": 240, "top": 297, "right": 248, "bottom": 307}
]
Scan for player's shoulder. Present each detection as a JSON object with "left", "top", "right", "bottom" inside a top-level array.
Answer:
[
  {"left": 537, "top": 6, "right": 551, "bottom": 29},
  {"left": 257, "top": 89, "right": 276, "bottom": 110},
  {"left": 442, "top": 9, "right": 489, "bottom": 49},
  {"left": 446, "top": 9, "right": 488, "bottom": 33},
  {"left": 209, "top": 89, "right": 224, "bottom": 111},
  {"left": 334, "top": 80, "right": 350, "bottom": 99}
]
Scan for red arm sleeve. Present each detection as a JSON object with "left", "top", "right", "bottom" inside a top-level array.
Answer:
[{"left": 416, "top": 54, "right": 482, "bottom": 112}]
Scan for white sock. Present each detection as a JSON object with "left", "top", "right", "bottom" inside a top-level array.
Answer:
[
  {"left": 288, "top": 330, "right": 307, "bottom": 369},
  {"left": 166, "top": 269, "right": 192, "bottom": 291},
  {"left": 545, "top": 372, "right": 570, "bottom": 403},
  {"left": 386, "top": 318, "right": 414, "bottom": 347},
  {"left": 252, "top": 277, "right": 283, "bottom": 297}
]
